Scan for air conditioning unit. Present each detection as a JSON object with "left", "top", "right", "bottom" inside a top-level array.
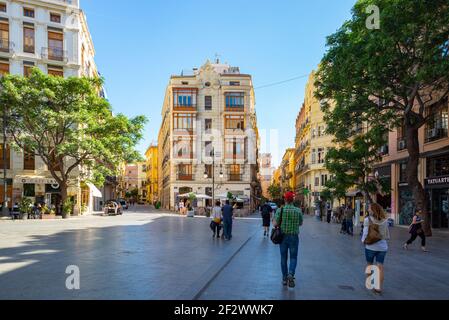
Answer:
[{"left": 398, "top": 140, "right": 406, "bottom": 150}]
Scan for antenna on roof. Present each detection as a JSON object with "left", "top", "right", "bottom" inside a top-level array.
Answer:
[{"left": 214, "top": 53, "right": 221, "bottom": 64}]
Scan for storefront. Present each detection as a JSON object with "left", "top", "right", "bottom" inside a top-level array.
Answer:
[{"left": 426, "top": 154, "right": 449, "bottom": 229}]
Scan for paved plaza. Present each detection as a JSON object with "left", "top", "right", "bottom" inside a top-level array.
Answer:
[{"left": 0, "top": 206, "right": 448, "bottom": 300}]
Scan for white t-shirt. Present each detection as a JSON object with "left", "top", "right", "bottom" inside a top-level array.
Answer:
[{"left": 211, "top": 206, "right": 222, "bottom": 220}]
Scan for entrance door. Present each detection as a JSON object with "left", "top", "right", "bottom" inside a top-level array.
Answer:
[{"left": 432, "top": 189, "right": 449, "bottom": 229}]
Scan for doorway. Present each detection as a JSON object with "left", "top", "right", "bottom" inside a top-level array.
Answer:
[{"left": 432, "top": 189, "right": 449, "bottom": 229}]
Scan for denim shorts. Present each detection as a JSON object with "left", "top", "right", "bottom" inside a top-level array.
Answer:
[{"left": 365, "top": 249, "right": 387, "bottom": 265}]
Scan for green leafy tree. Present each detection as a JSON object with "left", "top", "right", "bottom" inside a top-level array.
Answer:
[
  {"left": 1, "top": 69, "right": 147, "bottom": 207},
  {"left": 316, "top": 0, "right": 449, "bottom": 236},
  {"left": 324, "top": 126, "right": 391, "bottom": 205},
  {"left": 267, "top": 184, "right": 282, "bottom": 201}
]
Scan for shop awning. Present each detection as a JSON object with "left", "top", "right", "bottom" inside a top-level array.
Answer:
[
  {"left": 14, "top": 175, "right": 58, "bottom": 185},
  {"left": 86, "top": 182, "right": 102, "bottom": 198}
]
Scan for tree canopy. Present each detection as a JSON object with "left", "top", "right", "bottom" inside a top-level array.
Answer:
[
  {"left": 316, "top": 0, "right": 449, "bottom": 235},
  {"left": 1, "top": 69, "right": 147, "bottom": 204}
]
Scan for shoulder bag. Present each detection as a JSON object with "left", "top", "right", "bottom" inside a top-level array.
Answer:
[
  {"left": 364, "top": 218, "right": 382, "bottom": 245},
  {"left": 271, "top": 208, "right": 285, "bottom": 245}
]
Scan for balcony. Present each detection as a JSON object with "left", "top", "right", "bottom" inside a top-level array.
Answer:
[
  {"left": 0, "top": 39, "right": 14, "bottom": 54},
  {"left": 42, "top": 47, "right": 68, "bottom": 63},
  {"left": 177, "top": 174, "right": 193, "bottom": 181},
  {"left": 229, "top": 173, "right": 243, "bottom": 182}
]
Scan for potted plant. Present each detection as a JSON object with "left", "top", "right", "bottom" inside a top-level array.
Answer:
[
  {"left": 19, "top": 198, "right": 33, "bottom": 220},
  {"left": 62, "top": 199, "right": 73, "bottom": 219},
  {"left": 187, "top": 193, "right": 196, "bottom": 217}
]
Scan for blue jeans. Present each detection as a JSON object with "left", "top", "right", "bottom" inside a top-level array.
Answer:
[
  {"left": 365, "top": 249, "right": 387, "bottom": 265},
  {"left": 346, "top": 219, "right": 353, "bottom": 235},
  {"left": 223, "top": 220, "right": 233, "bottom": 239},
  {"left": 280, "top": 234, "right": 299, "bottom": 279}
]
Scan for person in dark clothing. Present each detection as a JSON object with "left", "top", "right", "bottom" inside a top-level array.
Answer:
[
  {"left": 326, "top": 202, "right": 332, "bottom": 224},
  {"left": 404, "top": 211, "right": 427, "bottom": 252},
  {"left": 261, "top": 203, "right": 273, "bottom": 237},
  {"left": 222, "top": 200, "right": 234, "bottom": 240}
]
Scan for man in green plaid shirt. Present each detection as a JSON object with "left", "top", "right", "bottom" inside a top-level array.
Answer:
[{"left": 274, "top": 192, "right": 303, "bottom": 288}]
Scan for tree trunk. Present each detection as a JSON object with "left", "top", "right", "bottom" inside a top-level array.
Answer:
[
  {"left": 406, "top": 124, "right": 432, "bottom": 237},
  {"left": 60, "top": 182, "right": 69, "bottom": 219}
]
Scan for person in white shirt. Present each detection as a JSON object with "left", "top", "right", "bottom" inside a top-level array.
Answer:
[
  {"left": 210, "top": 201, "right": 223, "bottom": 238},
  {"left": 362, "top": 202, "right": 390, "bottom": 294}
]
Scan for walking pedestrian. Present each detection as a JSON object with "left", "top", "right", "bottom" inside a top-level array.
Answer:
[
  {"left": 273, "top": 192, "right": 304, "bottom": 288},
  {"left": 344, "top": 204, "right": 355, "bottom": 236},
  {"left": 210, "top": 201, "right": 223, "bottom": 238},
  {"left": 222, "top": 200, "right": 234, "bottom": 240},
  {"left": 362, "top": 203, "right": 390, "bottom": 294},
  {"left": 404, "top": 211, "right": 427, "bottom": 252},
  {"left": 326, "top": 202, "right": 332, "bottom": 224},
  {"left": 260, "top": 202, "right": 273, "bottom": 237}
]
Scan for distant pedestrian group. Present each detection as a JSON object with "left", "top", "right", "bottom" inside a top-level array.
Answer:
[{"left": 209, "top": 200, "right": 236, "bottom": 241}]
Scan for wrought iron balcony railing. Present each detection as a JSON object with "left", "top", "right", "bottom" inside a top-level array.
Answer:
[
  {"left": 0, "top": 39, "right": 14, "bottom": 53},
  {"left": 42, "top": 47, "right": 68, "bottom": 62}
]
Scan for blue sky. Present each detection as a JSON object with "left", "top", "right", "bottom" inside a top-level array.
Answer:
[{"left": 82, "top": 0, "right": 356, "bottom": 166}]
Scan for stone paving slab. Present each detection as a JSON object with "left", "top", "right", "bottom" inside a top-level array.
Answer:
[
  {"left": 198, "top": 215, "right": 449, "bottom": 300},
  {"left": 0, "top": 209, "right": 259, "bottom": 300}
]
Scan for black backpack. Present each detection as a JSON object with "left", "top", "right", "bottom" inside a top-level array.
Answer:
[{"left": 271, "top": 208, "right": 284, "bottom": 245}]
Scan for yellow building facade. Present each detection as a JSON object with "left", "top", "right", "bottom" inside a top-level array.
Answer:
[
  {"left": 145, "top": 145, "right": 159, "bottom": 204},
  {"left": 280, "top": 148, "right": 296, "bottom": 193},
  {"left": 294, "top": 71, "right": 335, "bottom": 211}
]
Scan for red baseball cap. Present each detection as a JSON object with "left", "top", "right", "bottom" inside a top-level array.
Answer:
[{"left": 284, "top": 191, "right": 296, "bottom": 202}]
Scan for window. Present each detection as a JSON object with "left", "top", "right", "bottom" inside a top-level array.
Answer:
[
  {"left": 225, "top": 138, "right": 245, "bottom": 159},
  {"left": 205, "top": 119, "right": 212, "bottom": 132},
  {"left": 0, "top": 3, "right": 6, "bottom": 12},
  {"left": 50, "top": 13, "right": 61, "bottom": 23},
  {"left": 427, "top": 155, "right": 449, "bottom": 178},
  {"left": 0, "top": 144, "right": 10, "bottom": 169},
  {"left": 315, "top": 176, "right": 320, "bottom": 187},
  {"left": 204, "top": 164, "right": 212, "bottom": 178},
  {"left": 178, "top": 164, "right": 193, "bottom": 180},
  {"left": 311, "top": 149, "right": 316, "bottom": 164},
  {"left": 48, "top": 31, "right": 64, "bottom": 61},
  {"left": 173, "top": 138, "right": 193, "bottom": 159},
  {"left": 225, "top": 115, "right": 245, "bottom": 130},
  {"left": 321, "top": 174, "right": 328, "bottom": 187},
  {"left": 24, "top": 149, "right": 35, "bottom": 170},
  {"left": 399, "top": 162, "right": 408, "bottom": 183},
  {"left": 317, "top": 148, "right": 325, "bottom": 164},
  {"left": 230, "top": 81, "right": 240, "bottom": 86},
  {"left": 24, "top": 8, "right": 35, "bottom": 18},
  {"left": 425, "top": 97, "right": 448, "bottom": 143},
  {"left": 173, "top": 88, "right": 197, "bottom": 108},
  {"left": 229, "top": 164, "right": 241, "bottom": 181},
  {"left": 48, "top": 65, "right": 63, "bottom": 77},
  {"left": 173, "top": 113, "right": 194, "bottom": 131},
  {"left": 397, "top": 121, "right": 407, "bottom": 151},
  {"left": 205, "top": 141, "right": 213, "bottom": 157},
  {"left": 23, "top": 24, "right": 35, "bottom": 53},
  {"left": 23, "top": 62, "right": 34, "bottom": 77},
  {"left": 0, "top": 21, "right": 9, "bottom": 52},
  {"left": 205, "top": 96, "right": 212, "bottom": 110},
  {"left": 0, "top": 60, "right": 9, "bottom": 76},
  {"left": 225, "top": 92, "right": 244, "bottom": 108},
  {"left": 23, "top": 184, "right": 35, "bottom": 197}
]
